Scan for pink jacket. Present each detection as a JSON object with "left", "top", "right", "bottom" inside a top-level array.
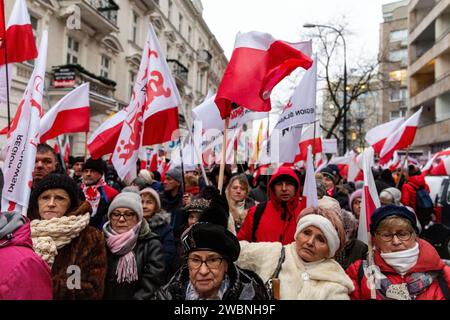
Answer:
[{"left": 0, "top": 220, "right": 53, "bottom": 300}]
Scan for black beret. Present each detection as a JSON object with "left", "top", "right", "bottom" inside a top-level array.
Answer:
[
  {"left": 181, "top": 222, "right": 240, "bottom": 262},
  {"left": 370, "top": 204, "right": 419, "bottom": 235}
]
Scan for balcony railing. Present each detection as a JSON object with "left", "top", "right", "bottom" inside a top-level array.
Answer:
[
  {"left": 86, "top": 0, "right": 119, "bottom": 25},
  {"left": 198, "top": 49, "right": 212, "bottom": 68},
  {"left": 167, "top": 59, "right": 188, "bottom": 83}
]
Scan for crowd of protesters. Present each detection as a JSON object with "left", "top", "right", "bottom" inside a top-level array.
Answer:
[{"left": 0, "top": 143, "right": 449, "bottom": 300}]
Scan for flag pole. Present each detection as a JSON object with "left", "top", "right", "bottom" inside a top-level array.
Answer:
[
  {"left": 178, "top": 136, "right": 186, "bottom": 194},
  {"left": 313, "top": 119, "right": 317, "bottom": 166},
  {"left": 1, "top": 2, "right": 11, "bottom": 129},
  {"left": 85, "top": 132, "right": 88, "bottom": 159},
  {"left": 367, "top": 232, "right": 377, "bottom": 299},
  {"left": 218, "top": 117, "right": 229, "bottom": 194},
  {"left": 56, "top": 135, "right": 66, "bottom": 172},
  {"left": 396, "top": 145, "right": 411, "bottom": 189}
]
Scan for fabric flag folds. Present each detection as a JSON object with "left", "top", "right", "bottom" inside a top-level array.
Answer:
[
  {"left": 357, "top": 147, "right": 381, "bottom": 244},
  {"left": 87, "top": 110, "right": 126, "bottom": 159},
  {"left": 39, "top": 83, "right": 90, "bottom": 142},
  {"left": 302, "top": 145, "right": 319, "bottom": 209},
  {"left": 112, "top": 24, "right": 180, "bottom": 182},
  {"left": 379, "top": 108, "right": 422, "bottom": 165},
  {"left": 215, "top": 31, "right": 313, "bottom": 119},
  {"left": 365, "top": 117, "right": 404, "bottom": 155},
  {"left": 1, "top": 30, "right": 48, "bottom": 213},
  {"left": 294, "top": 123, "right": 322, "bottom": 162},
  {"left": 0, "top": 0, "right": 38, "bottom": 103}
]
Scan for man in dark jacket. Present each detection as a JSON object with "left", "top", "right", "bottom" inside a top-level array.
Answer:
[
  {"left": 81, "top": 158, "right": 119, "bottom": 229},
  {"left": 238, "top": 167, "right": 305, "bottom": 245},
  {"left": 160, "top": 166, "right": 184, "bottom": 237},
  {"left": 157, "top": 222, "right": 269, "bottom": 300},
  {"left": 32, "top": 143, "right": 64, "bottom": 188}
]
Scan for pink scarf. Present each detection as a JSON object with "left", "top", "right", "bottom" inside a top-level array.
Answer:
[
  {"left": 103, "top": 222, "right": 141, "bottom": 283},
  {"left": 81, "top": 177, "right": 107, "bottom": 216}
]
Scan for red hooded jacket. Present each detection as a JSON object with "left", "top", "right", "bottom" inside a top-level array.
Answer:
[
  {"left": 401, "top": 174, "right": 430, "bottom": 212},
  {"left": 237, "top": 167, "right": 304, "bottom": 245},
  {"left": 0, "top": 220, "right": 53, "bottom": 300},
  {"left": 346, "top": 239, "right": 450, "bottom": 300}
]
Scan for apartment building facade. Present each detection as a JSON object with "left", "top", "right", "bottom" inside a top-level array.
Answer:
[
  {"left": 408, "top": 0, "right": 450, "bottom": 153},
  {"left": 1, "top": 0, "right": 228, "bottom": 155}
]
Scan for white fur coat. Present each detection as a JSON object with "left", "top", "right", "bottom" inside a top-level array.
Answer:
[{"left": 237, "top": 241, "right": 354, "bottom": 300}]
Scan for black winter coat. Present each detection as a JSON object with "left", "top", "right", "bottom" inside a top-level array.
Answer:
[
  {"left": 103, "top": 224, "right": 166, "bottom": 300},
  {"left": 157, "top": 263, "right": 270, "bottom": 300}
]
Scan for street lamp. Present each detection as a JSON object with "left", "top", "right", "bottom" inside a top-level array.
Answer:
[{"left": 304, "top": 23, "right": 348, "bottom": 155}]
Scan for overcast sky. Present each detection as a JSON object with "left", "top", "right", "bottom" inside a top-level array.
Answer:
[{"left": 202, "top": 0, "right": 398, "bottom": 61}]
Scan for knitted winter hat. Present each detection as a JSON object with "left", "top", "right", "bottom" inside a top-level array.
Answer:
[
  {"left": 107, "top": 191, "right": 143, "bottom": 222},
  {"left": 82, "top": 158, "right": 107, "bottom": 175},
  {"left": 29, "top": 173, "right": 80, "bottom": 219},
  {"left": 349, "top": 189, "right": 363, "bottom": 209},
  {"left": 73, "top": 156, "right": 85, "bottom": 164},
  {"left": 370, "top": 204, "right": 418, "bottom": 235},
  {"left": 181, "top": 222, "right": 240, "bottom": 262},
  {"left": 295, "top": 204, "right": 346, "bottom": 258},
  {"left": 140, "top": 187, "right": 161, "bottom": 212},
  {"left": 165, "top": 166, "right": 183, "bottom": 183}
]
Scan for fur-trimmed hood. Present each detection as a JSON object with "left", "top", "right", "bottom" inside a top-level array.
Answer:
[{"left": 147, "top": 210, "right": 171, "bottom": 230}]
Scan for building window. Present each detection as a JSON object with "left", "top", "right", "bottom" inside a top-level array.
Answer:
[
  {"left": 389, "top": 69, "right": 407, "bottom": 85},
  {"left": 179, "top": 14, "right": 183, "bottom": 33},
  {"left": 188, "top": 26, "right": 192, "bottom": 43},
  {"left": 389, "top": 29, "right": 408, "bottom": 45},
  {"left": 67, "top": 36, "right": 79, "bottom": 64},
  {"left": 129, "top": 71, "right": 136, "bottom": 99},
  {"left": 27, "top": 16, "right": 39, "bottom": 65},
  {"left": 132, "top": 11, "right": 139, "bottom": 43},
  {"left": 389, "top": 88, "right": 407, "bottom": 102},
  {"left": 390, "top": 109, "right": 407, "bottom": 120},
  {"left": 168, "top": 0, "right": 173, "bottom": 21},
  {"left": 100, "top": 55, "right": 110, "bottom": 78},
  {"left": 389, "top": 49, "right": 407, "bottom": 63}
]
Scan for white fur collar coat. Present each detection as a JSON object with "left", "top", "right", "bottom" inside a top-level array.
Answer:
[{"left": 237, "top": 241, "right": 354, "bottom": 300}]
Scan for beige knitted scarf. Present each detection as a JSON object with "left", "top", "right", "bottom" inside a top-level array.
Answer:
[{"left": 30, "top": 213, "right": 90, "bottom": 266}]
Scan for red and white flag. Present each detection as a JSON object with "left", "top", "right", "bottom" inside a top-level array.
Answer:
[
  {"left": 365, "top": 117, "right": 404, "bottom": 155},
  {"left": 422, "top": 148, "right": 450, "bottom": 175},
  {"left": 141, "top": 27, "right": 181, "bottom": 147},
  {"left": 294, "top": 123, "right": 322, "bottom": 162},
  {"left": 87, "top": 110, "right": 126, "bottom": 159},
  {"left": 357, "top": 147, "right": 381, "bottom": 244},
  {"left": 387, "top": 151, "right": 401, "bottom": 171},
  {"left": 113, "top": 24, "right": 181, "bottom": 182},
  {"left": 429, "top": 156, "right": 450, "bottom": 175},
  {"left": 215, "top": 32, "right": 313, "bottom": 119},
  {"left": 1, "top": 30, "right": 47, "bottom": 213},
  {"left": 62, "top": 136, "right": 71, "bottom": 163},
  {"left": 0, "top": 0, "right": 38, "bottom": 103},
  {"left": 39, "top": 83, "right": 90, "bottom": 142},
  {"left": 302, "top": 145, "right": 319, "bottom": 209},
  {"left": 379, "top": 108, "right": 422, "bottom": 165}
]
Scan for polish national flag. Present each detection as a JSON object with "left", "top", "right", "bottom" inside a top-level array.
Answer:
[
  {"left": 294, "top": 123, "right": 322, "bottom": 162},
  {"left": 0, "top": 0, "right": 38, "bottom": 103},
  {"left": 387, "top": 151, "right": 401, "bottom": 172},
  {"left": 429, "top": 156, "right": 450, "bottom": 176},
  {"left": 302, "top": 145, "right": 319, "bottom": 209},
  {"left": 87, "top": 110, "right": 126, "bottom": 159},
  {"left": 422, "top": 148, "right": 450, "bottom": 175},
  {"left": 1, "top": 30, "right": 47, "bottom": 214},
  {"left": 39, "top": 83, "right": 90, "bottom": 142},
  {"left": 62, "top": 136, "right": 71, "bottom": 163},
  {"left": 365, "top": 117, "right": 404, "bottom": 155},
  {"left": 358, "top": 147, "right": 381, "bottom": 244},
  {"left": 379, "top": 108, "right": 422, "bottom": 165},
  {"left": 215, "top": 31, "right": 313, "bottom": 119}
]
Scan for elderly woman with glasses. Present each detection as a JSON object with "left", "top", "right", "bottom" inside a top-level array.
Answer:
[
  {"left": 157, "top": 222, "right": 269, "bottom": 300},
  {"left": 103, "top": 191, "right": 165, "bottom": 300},
  {"left": 347, "top": 205, "right": 450, "bottom": 300}
]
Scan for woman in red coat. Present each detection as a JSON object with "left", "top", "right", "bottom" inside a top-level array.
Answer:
[{"left": 347, "top": 205, "right": 450, "bottom": 300}]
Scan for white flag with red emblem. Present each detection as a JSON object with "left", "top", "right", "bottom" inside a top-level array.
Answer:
[
  {"left": 112, "top": 24, "right": 181, "bottom": 182},
  {"left": 1, "top": 30, "right": 48, "bottom": 214},
  {"left": 302, "top": 145, "right": 319, "bottom": 209},
  {"left": 357, "top": 147, "right": 381, "bottom": 244}
]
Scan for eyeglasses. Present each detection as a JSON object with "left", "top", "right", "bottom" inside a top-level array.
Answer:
[
  {"left": 187, "top": 256, "right": 225, "bottom": 270},
  {"left": 377, "top": 230, "right": 413, "bottom": 242},
  {"left": 111, "top": 211, "right": 136, "bottom": 221}
]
